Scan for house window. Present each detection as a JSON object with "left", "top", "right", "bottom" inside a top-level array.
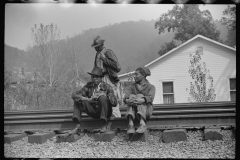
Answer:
[
  {"left": 196, "top": 46, "right": 203, "bottom": 55},
  {"left": 229, "top": 78, "right": 236, "bottom": 101},
  {"left": 162, "top": 82, "right": 174, "bottom": 104}
]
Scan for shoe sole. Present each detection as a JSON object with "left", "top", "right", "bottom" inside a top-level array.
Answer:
[
  {"left": 135, "top": 131, "right": 144, "bottom": 133},
  {"left": 135, "top": 128, "right": 147, "bottom": 133},
  {"left": 127, "top": 130, "right": 135, "bottom": 134}
]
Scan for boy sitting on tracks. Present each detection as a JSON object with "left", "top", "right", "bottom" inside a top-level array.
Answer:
[
  {"left": 70, "top": 67, "right": 118, "bottom": 134},
  {"left": 124, "top": 67, "right": 156, "bottom": 134}
]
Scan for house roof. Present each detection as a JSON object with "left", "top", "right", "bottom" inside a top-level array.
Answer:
[{"left": 119, "top": 34, "right": 236, "bottom": 78}]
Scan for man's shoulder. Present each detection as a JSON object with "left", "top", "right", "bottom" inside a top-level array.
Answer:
[
  {"left": 85, "top": 82, "right": 93, "bottom": 87},
  {"left": 105, "top": 48, "right": 113, "bottom": 52},
  {"left": 147, "top": 82, "right": 156, "bottom": 89},
  {"left": 104, "top": 49, "right": 115, "bottom": 55},
  {"left": 100, "top": 81, "right": 111, "bottom": 87},
  {"left": 141, "top": 80, "right": 155, "bottom": 90},
  {"left": 100, "top": 82, "right": 114, "bottom": 89}
]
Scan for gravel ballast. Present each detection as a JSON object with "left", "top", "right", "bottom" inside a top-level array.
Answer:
[{"left": 4, "top": 129, "right": 235, "bottom": 159}]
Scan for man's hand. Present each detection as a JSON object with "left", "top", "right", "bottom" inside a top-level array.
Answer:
[
  {"left": 126, "top": 94, "right": 145, "bottom": 105},
  {"left": 81, "top": 96, "right": 90, "bottom": 101},
  {"left": 132, "top": 97, "right": 145, "bottom": 104},
  {"left": 72, "top": 94, "right": 82, "bottom": 102},
  {"left": 73, "top": 95, "right": 89, "bottom": 102},
  {"left": 93, "top": 92, "right": 106, "bottom": 99}
]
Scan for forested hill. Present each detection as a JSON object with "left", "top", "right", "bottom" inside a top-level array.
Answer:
[
  {"left": 59, "top": 19, "right": 228, "bottom": 74},
  {"left": 67, "top": 19, "right": 174, "bottom": 74},
  {"left": 5, "top": 19, "right": 228, "bottom": 80},
  {"left": 4, "top": 44, "right": 29, "bottom": 71}
]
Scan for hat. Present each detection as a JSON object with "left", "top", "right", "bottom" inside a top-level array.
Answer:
[
  {"left": 136, "top": 66, "right": 151, "bottom": 77},
  {"left": 91, "top": 36, "right": 105, "bottom": 48},
  {"left": 88, "top": 67, "right": 104, "bottom": 77}
]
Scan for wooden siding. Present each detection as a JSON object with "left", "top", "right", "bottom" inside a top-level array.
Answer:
[{"left": 119, "top": 38, "right": 236, "bottom": 104}]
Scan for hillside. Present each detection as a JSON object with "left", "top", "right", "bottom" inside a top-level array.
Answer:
[
  {"left": 66, "top": 20, "right": 174, "bottom": 74},
  {"left": 4, "top": 44, "right": 28, "bottom": 71},
  {"left": 5, "top": 19, "right": 228, "bottom": 81}
]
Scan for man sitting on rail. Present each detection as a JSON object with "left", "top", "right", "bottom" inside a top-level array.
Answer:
[
  {"left": 70, "top": 67, "right": 118, "bottom": 133},
  {"left": 124, "top": 67, "right": 156, "bottom": 134}
]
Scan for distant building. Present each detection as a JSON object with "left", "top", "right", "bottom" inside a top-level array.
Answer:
[
  {"left": 118, "top": 35, "right": 236, "bottom": 104},
  {"left": 9, "top": 68, "right": 88, "bottom": 89}
]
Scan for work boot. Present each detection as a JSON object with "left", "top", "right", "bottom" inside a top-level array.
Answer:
[
  {"left": 100, "top": 125, "right": 108, "bottom": 133},
  {"left": 127, "top": 125, "right": 135, "bottom": 134},
  {"left": 100, "top": 120, "right": 110, "bottom": 133},
  {"left": 135, "top": 124, "right": 147, "bottom": 133},
  {"left": 69, "top": 124, "right": 81, "bottom": 134}
]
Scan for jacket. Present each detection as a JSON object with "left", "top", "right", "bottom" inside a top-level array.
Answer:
[
  {"left": 94, "top": 49, "right": 121, "bottom": 84},
  {"left": 123, "top": 80, "right": 156, "bottom": 116},
  {"left": 72, "top": 81, "right": 117, "bottom": 107}
]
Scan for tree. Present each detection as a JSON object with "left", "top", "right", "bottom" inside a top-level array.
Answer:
[
  {"left": 220, "top": 5, "right": 236, "bottom": 47},
  {"left": 155, "top": 4, "right": 221, "bottom": 56},
  {"left": 186, "top": 51, "right": 216, "bottom": 102},
  {"left": 29, "top": 23, "right": 74, "bottom": 87},
  {"left": 220, "top": 5, "right": 236, "bottom": 31},
  {"left": 4, "top": 60, "right": 12, "bottom": 91},
  {"left": 225, "top": 29, "right": 236, "bottom": 47},
  {"left": 158, "top": 40, "right": 178, "bottom": 56}
]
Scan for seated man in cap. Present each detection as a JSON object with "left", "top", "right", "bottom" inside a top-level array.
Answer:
[
  {"left": 70, "top": 67, "right": 118, "bottom": 133},
  {"left": 91, "top": 36, "right": 122, "bottom": 118},
  {"left": 123, "top": 67, "right": 156, "bottom": 134}
]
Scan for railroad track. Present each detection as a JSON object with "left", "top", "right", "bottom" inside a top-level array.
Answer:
[{"left": 4, "top": 101, "right": 236, "bottom": 132}]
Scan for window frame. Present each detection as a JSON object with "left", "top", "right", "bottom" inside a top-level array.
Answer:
[
  {"left": 160, "top": 79, "right": 175, "bottom": 104},
  {"left": 228, "top": 76, "right": 236, "bottom": 101},
  {"left": 196, "top": 46, "right": 203, "bottom": 55}
]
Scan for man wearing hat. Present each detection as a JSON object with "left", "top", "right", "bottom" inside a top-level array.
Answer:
[
  {"left": 70, "top": 67, "right": 118, "bottom": 133},
  {"left": 91, "top": 36, "right": 122, "bottom": 118},
  {"left": 123, "top": 67, "right": 156, "bottom": 133}
]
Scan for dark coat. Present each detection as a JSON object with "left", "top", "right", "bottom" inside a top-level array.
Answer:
[
  {"left": 94, "top": 49, "right": 121, "bottom": 84},
  {"left": 123, "top": 80, "right": 156, "bottom": 119},
  {"left": 72, "top": 81, "right": 117, "bottom": 107}
]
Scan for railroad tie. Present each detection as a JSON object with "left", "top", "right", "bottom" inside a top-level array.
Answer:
[
  {"left": 129, "top": 131, "right": 148, "bottom": 142},
  {"left": 204, "top": 129, "right": 223, "bottom": 141},
  {"left": 4, "top": 133, "right": 27, "bottom": 144},
  {"left": 56, "top": 133, "right": 84, "bottom": 143},
  {"left": 28, "top": 132, "right": 55, "bottom": 144},
  {"left": 162, "top": 129, "right": 187, "bottom": 143}
]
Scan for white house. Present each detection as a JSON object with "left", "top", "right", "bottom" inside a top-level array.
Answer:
[{"left": 118, "top": 35, "right": 236, "bottom": 104}]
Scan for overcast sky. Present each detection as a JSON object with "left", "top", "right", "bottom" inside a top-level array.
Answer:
[{"left": 5, "top": 3, "right": 230, "bottom": 50}]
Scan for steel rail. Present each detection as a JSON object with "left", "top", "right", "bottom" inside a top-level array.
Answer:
[{"left": 4, "top": 101, "right": 236, "bottom": 131}]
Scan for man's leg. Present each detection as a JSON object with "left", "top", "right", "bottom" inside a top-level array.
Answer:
[
  {"left": 135, "top": 104, "right": 148, "bottom": 133},
  {"left": 97, "top": 95, "right": 113, "bottom": 132},
  {"left": 125, "top": 105, "right": 136, "bottom": 134},
  {"left": 70, "top": 101, "right": 84, "bottom": 134},
  {"left": 70, "top": 100, "right": 100, "bottom": 134}
]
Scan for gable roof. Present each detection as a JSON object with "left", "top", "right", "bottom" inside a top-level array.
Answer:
[{"left": 119, "top": 34, "right": 236, "bottom": 78}]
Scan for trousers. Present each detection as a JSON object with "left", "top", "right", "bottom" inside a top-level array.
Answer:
[
  {"left": 72, "top": 95, "right": 112, "bottom": 124},
  {"left": 125, "top": 104, "right": 153, "bottom": 123}
]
